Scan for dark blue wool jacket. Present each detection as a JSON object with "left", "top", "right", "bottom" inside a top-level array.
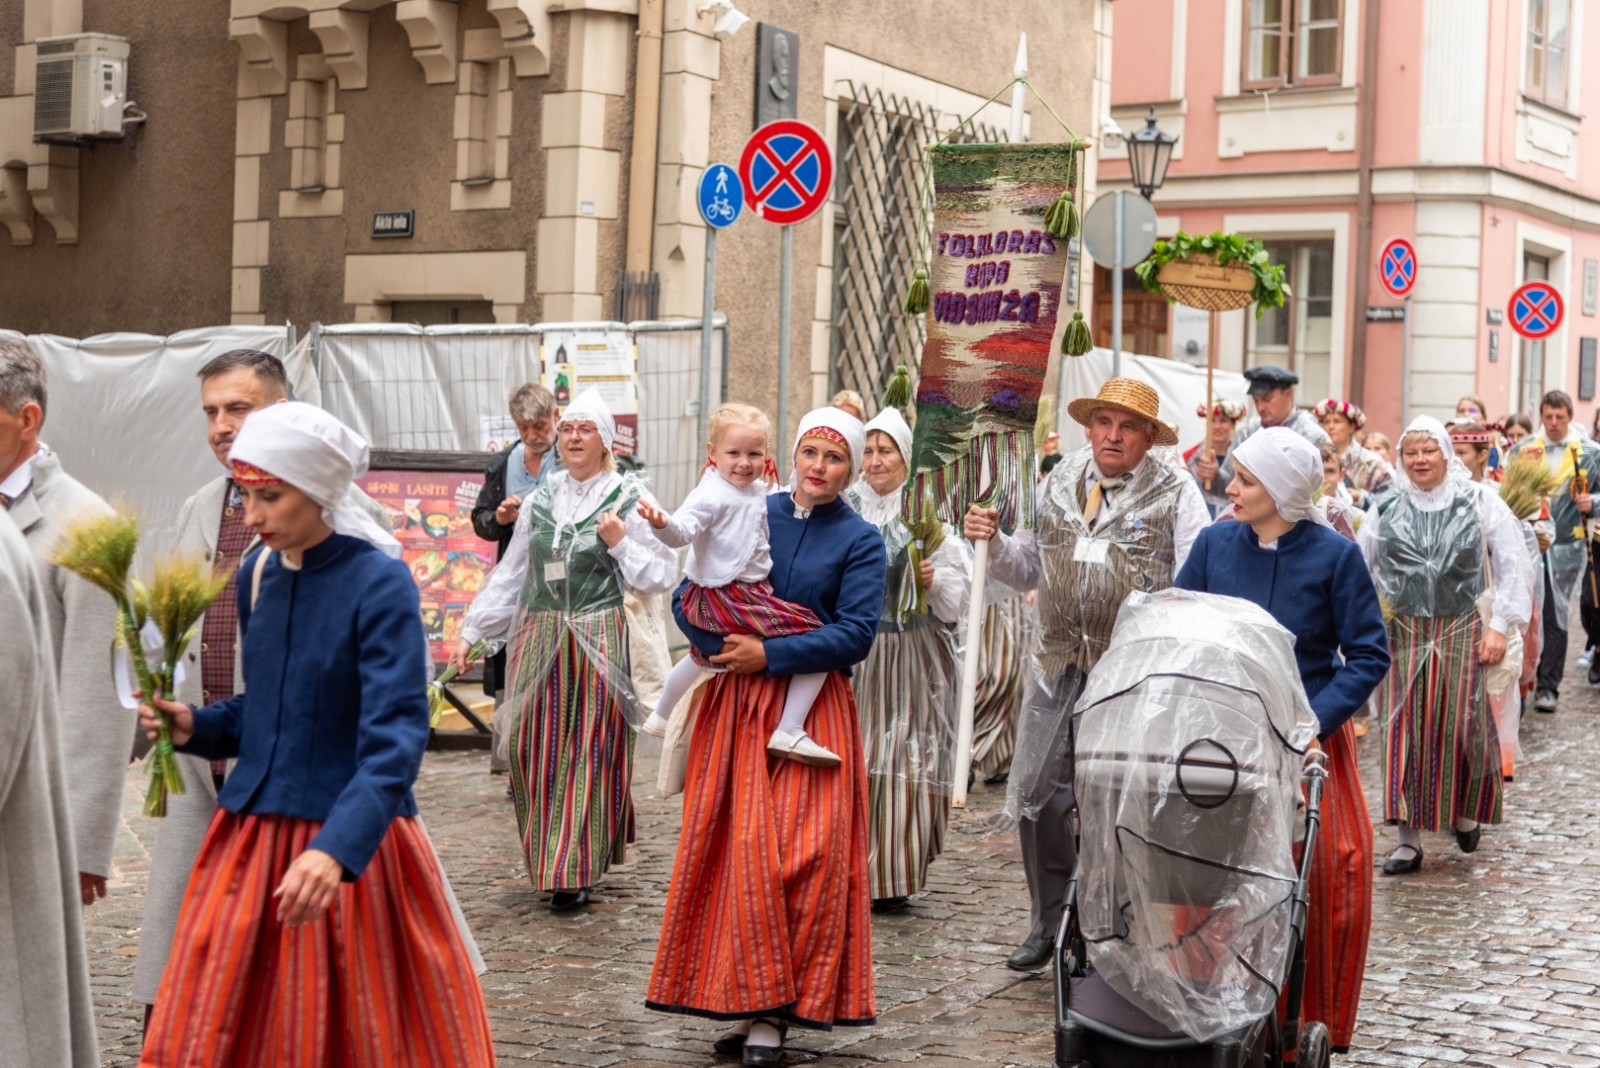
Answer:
[
  {"left": 182, "top": 534, "right": 430, "bottom": 879},
  {"left": 675, "top": 493, "right": 886, "bottom": 677},
  {"left": 1176, "top": 519, "right": 1391, "bottom": 736}
]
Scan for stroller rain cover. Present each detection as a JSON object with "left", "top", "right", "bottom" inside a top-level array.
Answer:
[{"left": 1074, "top": 589, "right": 1317, "bottom": 1042}]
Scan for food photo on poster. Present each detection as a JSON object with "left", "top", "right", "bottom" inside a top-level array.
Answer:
[{"left": 356, "top": 467, "right": 498, "bottom": 664}]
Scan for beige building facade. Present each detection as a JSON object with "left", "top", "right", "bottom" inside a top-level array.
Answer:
[{"left": 0, "top": 0, "right": 1102, "bottom": 425}]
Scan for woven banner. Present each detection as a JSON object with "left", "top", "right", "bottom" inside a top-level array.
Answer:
[{"left": 908, "top": 142, "right": 1074, "bottom": 528}]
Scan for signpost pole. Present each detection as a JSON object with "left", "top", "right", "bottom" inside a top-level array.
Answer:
[
  {"left": 1402, "top": 294, "right": 1412, "bottom": 427},
  {"left": 699, "top": 226, "right": 718, "bottom": 449},
  {"left": 778, "top": 224, "right": 793, "bottom": 476},
  {"left": 1113, "top": 191, "right": 1125, "bottom": 378}
]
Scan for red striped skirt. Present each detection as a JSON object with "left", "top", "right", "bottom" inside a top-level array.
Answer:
[
  {"left": 679, "top": 579, "right": 821, "bottom": 667},
  {"left": 645, "top": 671, "right": 875, "bottom": 1029},
  {"left": 140, "top": 812, "right": 495, "bottom": 1068},
  {"left": 1299, "top": 722, "right": 1372, "bottom": 1052}
]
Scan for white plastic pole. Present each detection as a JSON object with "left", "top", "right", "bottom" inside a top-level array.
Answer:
[
  {"left": 1113, "top": 190, "right": 1125, "bottom": 379},
  {"left": 951, "top": 536, "right": 988, "bottom": 808},
  {"left": 1009, "top": 34, "right": 1028, "bottom": 144}
]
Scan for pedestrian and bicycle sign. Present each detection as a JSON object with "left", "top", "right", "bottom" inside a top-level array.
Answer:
[
  {"left": 739, "top": 119, "right": 832, "bottom": 226},
  {"left": 1509, "top": 281, "right": 1564, "bottom": 340},
  {"left": 1378, "top": 237, "right": 1417, "bottom": 298},
  {"left": 697, "top": 163, "right": 743, "bottom": 229}
]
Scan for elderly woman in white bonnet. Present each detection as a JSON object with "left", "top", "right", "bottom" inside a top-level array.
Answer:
[
  {"left": 845, "top": 404, "right": 972, "bottom": 911},
  {"left": 454, "top": 387, "right": 677, "bottom": 913},
  {"left": 1356, "top": 415, "right": 1532, "bottom": 874},
  {"left": 1175, "top": 425, "right": 1389, "bottom": 1052},
  {"left": 138, "top": 401, "right": 495, "bottom": 1064}
]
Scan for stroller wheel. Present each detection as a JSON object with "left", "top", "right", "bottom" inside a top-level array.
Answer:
[{"left": 1296, "top": 1021, "right": 1331, "bottom": 1068}]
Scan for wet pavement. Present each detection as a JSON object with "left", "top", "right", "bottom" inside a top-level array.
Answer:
[{"left": 85, "top": 654, "right": 1600, "bottom": 1066}]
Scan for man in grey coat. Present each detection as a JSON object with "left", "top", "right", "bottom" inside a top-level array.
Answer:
[
  {"left": 0, "top": 339, "right": 134, "bottom": 910},
  {"left": 0, "top": 503, "right": 99, "bottom": 1066},
  {"left": 132, "top": 349, "right": 484, "bottom": 1021}
]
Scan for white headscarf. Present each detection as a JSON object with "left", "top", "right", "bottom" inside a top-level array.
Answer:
[
  {"left": 794, "top": 405, "right": 867, "bottom": 478},
  {"left": 559, "top": 387, "right": 616, "bottom": 452},
  {"left": 1396, "top": 414, "right": 1472, "bottom": 491},
  {"left": 863, "top": 407, "right": 913, "bottom": 465},
  {"left": 229, "top": 401, "right": 401, "bottom": 557},
  {"left": 1230, "top": 426, "right": 1334, "bottom": 529}
]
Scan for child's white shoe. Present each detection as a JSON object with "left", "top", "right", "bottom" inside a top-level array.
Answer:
[
  {"left": 640, "top": 711, "right": 670, "bottom": 738},
  {"left": 767, "top": 728, "right": 841, "bottom": 768}
]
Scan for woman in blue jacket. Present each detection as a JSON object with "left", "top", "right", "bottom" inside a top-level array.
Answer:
[
  {"left": 137, "top": 403, "right": 493, "bottom": 1067},
  {"left": 1175, "top": 426, "right": 1388, "bottom": 1054}
]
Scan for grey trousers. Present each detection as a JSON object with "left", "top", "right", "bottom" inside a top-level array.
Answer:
[{"left": 1019, "top": 750, "right": 1077, "bottom": 939}]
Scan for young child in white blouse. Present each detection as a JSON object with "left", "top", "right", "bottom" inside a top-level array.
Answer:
[{"left": 635, "top": 403, "right": 838, "bottom": 767}]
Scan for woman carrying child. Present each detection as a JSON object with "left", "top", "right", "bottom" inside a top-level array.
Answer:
[
  {"left": 647, "top": 406, "right": 886, "bottom": 1067},
  {"left": 454, "top": 389, "right": 677, "bottom": 912},
  {"left": 637, "top": 402, "right": 838, "bottom": 767},
  {"left": 846, "top": 406, "right": 971, "bottom": 911}
]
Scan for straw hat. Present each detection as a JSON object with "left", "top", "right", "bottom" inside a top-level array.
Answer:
[{"left": 1067, "top": 378, "right": 1179, "bottom": 446}]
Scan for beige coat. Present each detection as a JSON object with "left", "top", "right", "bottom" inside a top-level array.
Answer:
[
  {"left": 0, "top": 505, "right": 99, "bottom": 1066},
  {"left": 12, "top": 451, "right": 135, "bottom": 881},
  {"left": 133, "top": 475, "right": 485, "bottom": 1003}
]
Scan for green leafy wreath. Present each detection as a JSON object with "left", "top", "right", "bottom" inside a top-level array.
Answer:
[{"left": 1132, "top": 230, "right": 1291, "bottom": 319}]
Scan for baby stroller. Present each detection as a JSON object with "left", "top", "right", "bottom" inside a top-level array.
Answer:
[{"left": 1050, "top": 590, "right": 1330, "bottom": 1068}]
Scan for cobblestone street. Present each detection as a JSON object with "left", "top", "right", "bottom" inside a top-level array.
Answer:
[{"left": 86, "top": 659, "right": 1600, "bottom": 1067}]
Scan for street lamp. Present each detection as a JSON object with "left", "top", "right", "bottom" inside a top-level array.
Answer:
[{"left": 1126, "top": 106, "right": 1177, "bottom": 200}]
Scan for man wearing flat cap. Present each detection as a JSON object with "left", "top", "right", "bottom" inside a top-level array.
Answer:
[
  {"left": 1197, "top": 364, "right": 1329, "bottom": 488},
  {"left": 964, "top": 378, "right": 1208, "bottom": 971}
]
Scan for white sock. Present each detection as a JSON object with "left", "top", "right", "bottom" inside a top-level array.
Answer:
[
  {"left": 747, "top": 1020, "right": 782, "bottom": 1048},
  {"left": 1453, "top": 817, "right": 1479, "bottom": 833},
  {"left": 1392, "top": 823, "right": 1421, "bottom": 856},
  {"left": 653, "top": 656, "right": 705, "bottom": 722},
  {"left": 776, "top": 672, "right": 828, "bottom": 736}
]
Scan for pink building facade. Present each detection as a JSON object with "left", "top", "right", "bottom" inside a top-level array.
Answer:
[{"left": 1098, "top": 0, "right": 1600, "bottom": 437}]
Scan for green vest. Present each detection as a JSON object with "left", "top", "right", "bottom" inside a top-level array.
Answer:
[{"left": 518, "top": 475, "right": 643, "bottom": 615}]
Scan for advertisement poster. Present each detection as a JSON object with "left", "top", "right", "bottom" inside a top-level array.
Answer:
[
  {"left": 480, "top": 414, "right": 518, "bottom": 453},
  {"left": 356, "top": 469, "right": 496, "bottom": 665},
  {"left": 541, "top": 329, "right": 639, "bottom": 454}
]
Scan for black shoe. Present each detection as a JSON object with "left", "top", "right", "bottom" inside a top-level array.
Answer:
[
  {"left": 1006, "top": 932, "right": 1055, "bottom": 971},
  {"left": 712, "top": 1032, "right": 747, "bottom": 1057},
  {"left": 1534, "top": 690, "right": 1558, "bottom": 713},
  {"left": 1588, "top": 658, "right": 1600, "bottom": 686},
  {"left": 550, "top": 888, "right": 590, "bottom": 912},
  {"left": 871, "top": 896, "right": 910, "bottom": 914},
  {"left": 1455, "top": 824, "right": 1482, "bottom": 854},
  {"left": 740, "top": 1020, "right": 787, "bottom": 1066},
  {"left": 1381, "top": 848, "right": 1423, "bottom": 875},
  {"left": 983, "top": 770, "right": 1010, "bottom": 785}
]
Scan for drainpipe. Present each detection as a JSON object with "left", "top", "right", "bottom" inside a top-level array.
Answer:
[
  {"left": 1348, "top": 0, "right": 1381, "bottom": 405},
  {"left": 625, "top": 0, "right": 664, "bottom": 274}
]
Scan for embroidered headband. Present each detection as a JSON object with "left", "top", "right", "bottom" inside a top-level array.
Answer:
[
  {"left": 1447, "top": 422, "right": 1502, "bottom": 445},
  {"left": 800, "top": 426, "right": 851, "bottom": 452},
  {"left": 1195, "top": 399, "right": 1245, "bottom": 421},
  {"left": 1312, "top": 398, "right": 1366, "bottom": 429},
  {"left": 230, "top": 460, "right": 284, "bottom": 486}
]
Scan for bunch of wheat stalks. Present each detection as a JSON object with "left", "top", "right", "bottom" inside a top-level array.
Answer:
[{"left": 53, "top": 510, "right": 231, "bottom": 817}]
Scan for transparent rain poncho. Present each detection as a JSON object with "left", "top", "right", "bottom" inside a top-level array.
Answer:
[
  {"left": 1073, "top": 589, "right": 1316, "bottom": 1043},
  {"left": 492, "top": 473, "right": 658, "bottom": 760}
]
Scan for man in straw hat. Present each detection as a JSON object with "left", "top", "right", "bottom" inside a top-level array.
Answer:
[{"left": 965, "top": 377, "right": 1208, "bottom": 970}]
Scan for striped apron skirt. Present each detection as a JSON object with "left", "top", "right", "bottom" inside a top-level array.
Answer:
[
  {"left": 1299, "top": 722, "right": 1372, "bottom": 1052},
  {"left": 140, "top": 812, "right": 494, "bottom": 1068},
  {"left": 970, "top": 598, "right": 1031, "bottom": 779},
  {"left": 1382, "top": 613, "right": 1503, "bottom": 830},
  {"left": 504, "top": 607, "right": 635, "bottom": 890},
  {"left": 646, "top": 671, "right": 876, "bottom": 1029},
  {"left": 679, "top": 579, "right": 822, "bottom": 667},
  {"left": 854, "top": 616, "right": 958, "bottom": 900}
]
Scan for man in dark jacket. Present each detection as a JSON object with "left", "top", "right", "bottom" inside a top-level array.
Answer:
[{"left": 471, "top": 383, "right": 558, "bottom": 721}]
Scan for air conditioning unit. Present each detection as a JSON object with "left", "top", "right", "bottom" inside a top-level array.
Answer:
[{"left": 32, "top": 33, "right": 131, "bottom": 143}]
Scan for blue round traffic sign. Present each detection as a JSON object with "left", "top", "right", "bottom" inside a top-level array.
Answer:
[
  {"left": 1509, "top": 281, "right": 1564, "bottom": 340},
  {"left": 1379, "top": 237, "right": 1417, "bottom": 298},
  {"left": 739, "top": 119, "right": 832, "bottom": 226},
  {"left": 697, "top": 163, "right": 743, "bottom": 229}
]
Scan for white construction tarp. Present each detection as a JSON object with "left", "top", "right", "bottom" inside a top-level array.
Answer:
[
  {"left": 1060, "top": 347, "right": 1251, "bottom": 455},
  {"left": 4, "top": 326, "right": 297, "bottom": 559}
]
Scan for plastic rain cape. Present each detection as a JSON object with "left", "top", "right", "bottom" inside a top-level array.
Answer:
[
  {"left": 493, "top": 473, "right": 651, "bottom": 761},
  {"left": 1072, "top": 589, "right": 1316, "bottom": 1043}
]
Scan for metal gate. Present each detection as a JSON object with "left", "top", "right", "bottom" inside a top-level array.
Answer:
[{"left": 829, "top": 82, "right": 1003, "bottom": 416}]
